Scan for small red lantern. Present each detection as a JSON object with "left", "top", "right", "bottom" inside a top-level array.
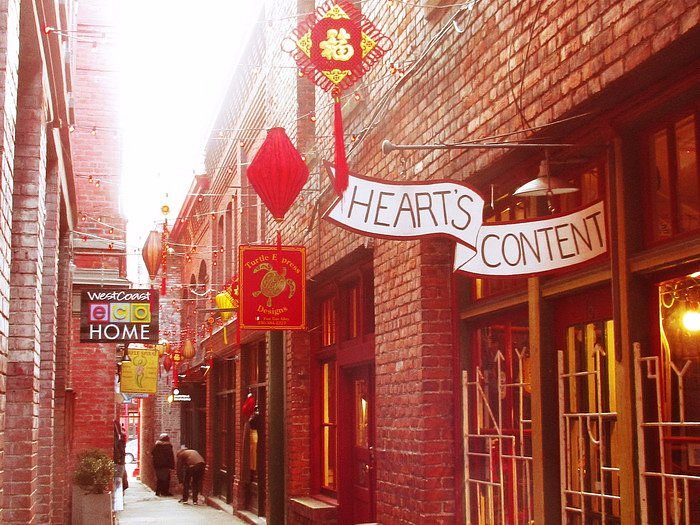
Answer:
[
  {"left": 246, "top": 128, "right": 309, "bottom": 222},
  {"left": 162, "top": 354, "right": 172, "bottom": 372}
]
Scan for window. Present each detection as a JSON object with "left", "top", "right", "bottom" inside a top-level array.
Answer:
[
  {"left": 346, "top": 282, "right": 360, "bottom": 340},
  {"left": 321, "top": 297, "right": 336, "bottom": 347},
  {"left": 321, "top": 361, "right": 337, "bottom": 492},
  {"left": 463, "top": 315, "right": 531, "bottom": 524},
  {"left": 560, "top": 319, "right": 621, "bottom": 521},
  {"left": 312, "top": 261, "right": 374, "bottom": 497},
  {"left": 646, "top": 110, "right": 699, "bottom": 243}
]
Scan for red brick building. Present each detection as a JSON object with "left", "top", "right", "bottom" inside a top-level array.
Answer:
[
  {"left": 164, "top": 1, "right": 700, "bottom": 524},
  {"left": 0, "top": 0, "right": 126, "bottom": 523}
]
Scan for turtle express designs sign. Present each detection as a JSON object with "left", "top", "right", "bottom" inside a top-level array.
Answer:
[
  {"left": 325, "top": 173, "right": 607, "bottom": 277},
  {"left": 239, "top": 246, "right": 306, "bottom": 330},
  {"left": 80, "top": 288, "right": 159, "bottom": 343}
]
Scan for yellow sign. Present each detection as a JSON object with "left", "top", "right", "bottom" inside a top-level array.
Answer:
[{"left": 120, "top": 348, "right": 158, "bottom": 394}]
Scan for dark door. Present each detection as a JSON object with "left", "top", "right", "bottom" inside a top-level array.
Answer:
[
  {"left": 213, "top": 359, "right": 235, "bottom": 502},
  {"left": 340, "top": 363, "right": 375, "bottom": 524}
]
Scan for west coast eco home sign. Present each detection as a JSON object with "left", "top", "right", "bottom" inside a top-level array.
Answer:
[
  {"left": 324, "top": 172, "right": 607, "bottom": 277},
  {"left": 80, "top": 288, "right": 159, "bottom": 343}
]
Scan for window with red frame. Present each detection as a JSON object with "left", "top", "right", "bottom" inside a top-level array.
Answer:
[
  {"left": 646, "top": 110, "right": 699, "bottom": 244},
  {"left": 313, "top": 262, "right": 374, "bottom": 497}
]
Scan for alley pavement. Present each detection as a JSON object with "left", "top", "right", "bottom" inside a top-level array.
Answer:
[{"left": 116, "top": 477, "right": 246, "bottom": 525}]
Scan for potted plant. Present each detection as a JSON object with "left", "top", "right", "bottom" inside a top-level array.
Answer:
[{"left": 72, "top": 449, "right": 114, "bottom": 524}]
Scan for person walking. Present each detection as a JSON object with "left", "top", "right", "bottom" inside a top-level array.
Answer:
[
  {"left": 151, "top": 433, "right": 175, "bottom": 496},
  {"left": 177, "top": 445, "right": 206, "bottom": 504}
]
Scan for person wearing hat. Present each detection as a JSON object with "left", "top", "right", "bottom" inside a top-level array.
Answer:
[
  {"left": 176, "top": 445, "right": 206, "bottom": 504},
  {"left": 151, "top": 433, "right": 175, "bottom": 496}
]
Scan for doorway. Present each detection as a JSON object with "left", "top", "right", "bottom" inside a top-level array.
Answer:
[
  {"left": 554, "top": 286, "right": 620, "bottom": 523},
  {"left": 339, "top": 363, "right": 376, "bottom": 524}
]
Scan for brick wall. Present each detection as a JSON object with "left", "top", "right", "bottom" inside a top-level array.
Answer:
[
  {"left": 37, "top": 159, "right": 61, "bottom": 522},
  {"left": 53, "top": 232, "right": 72, "bottom": 524},
  {"left": 4, "top": 34, "right": 48, "bottom": 523},
  {"left": 0, "top": 0, "right": 21, "bottom": 517},
  {"left": 186, "top": 0, "right": 698, "bottom": 522}
]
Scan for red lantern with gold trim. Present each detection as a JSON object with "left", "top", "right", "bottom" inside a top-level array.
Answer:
[{"left": 288, "top": 0, "right": 392, "bottom": 195}]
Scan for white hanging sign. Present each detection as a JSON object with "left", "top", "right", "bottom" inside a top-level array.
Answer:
[{"left": 324, "top": 172, "right": 607, "bottom": 277}]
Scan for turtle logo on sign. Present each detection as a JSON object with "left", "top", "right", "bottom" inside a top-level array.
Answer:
[{"left": 252, "top": 263, "right": 296, "bottom": 307}]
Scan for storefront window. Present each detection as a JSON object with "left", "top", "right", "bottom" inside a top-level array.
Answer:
[
  {"left": 463, "top": 316, "right": 531, "bottom": 524},
  {"left": 658, "top": 272, "right": 700, "bottom": 425},
  {"left": 560, "top": 319, "right": 621, "bottom": 521},
  {"left": 647, "top": 111, "right": 699, "bottom": 243},
  {"left": 321, "top": 361, "right": 337, "bottom": 492},
  {"left": 636, "top": 271, "right": 700, "bottom": 523}
]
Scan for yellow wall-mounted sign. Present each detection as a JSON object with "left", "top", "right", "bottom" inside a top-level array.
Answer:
[{"left": 120, "top": 348, "right": 158, "bottom": 394}]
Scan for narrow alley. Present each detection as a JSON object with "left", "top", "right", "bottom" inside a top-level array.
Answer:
[{"left": 116, "top": 476, "right": 247, "bottom": 525}]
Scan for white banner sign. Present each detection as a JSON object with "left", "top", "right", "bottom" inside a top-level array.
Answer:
[{"left": 325, "top": 173, "right": 607, "bottom": 277}]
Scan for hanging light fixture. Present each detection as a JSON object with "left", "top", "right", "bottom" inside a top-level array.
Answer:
[{"left": 513, "top": 159, "right": 579, "bottom": 197}]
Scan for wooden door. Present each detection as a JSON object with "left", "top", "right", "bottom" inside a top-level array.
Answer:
[{"left": 340, "top": 364, "right": 375, "bottom": 524}]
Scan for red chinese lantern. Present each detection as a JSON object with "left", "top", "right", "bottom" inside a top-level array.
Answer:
[
  {"left": 288, "top": 0, "right": 391, "bottom": 195},
  {"left": 141, "top": 230, "right": 162, "bottom": 284},
  {"left": 246, "top": 128, "right": 309, "bottom": 222},
  {"left": 162, "top": 354, "right": 172, "bottom": 372}
]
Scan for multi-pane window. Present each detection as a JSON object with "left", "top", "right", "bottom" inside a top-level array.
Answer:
[
  {"left": 560, "top": 320, "right": 621, "bottom": 521},
  {"left": 647, "top": 110, "right": 699, "bottom": 243},
  {"left": 321, "top": 361, "right": 337, "bottom": 492},
  {"left": 347, "top": 282, "right": 360, "bottom": 340},
  {"left": 313, "top": 262, "right": 374, "bottom": 497},
  {"left": 321, "top": 296, "right": 336, "bottom": 347}
]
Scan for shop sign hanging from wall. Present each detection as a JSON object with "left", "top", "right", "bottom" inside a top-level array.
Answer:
[
  {"left": 80, "top": 288, "right": 159, "bottom": 343},
  {"left": 324, "top": 170, "right": 607, "bottom": 277},
  {"left": 239, "top": 246, "right": 306, "bottom": 330},
  {"left": 119, "top": 346, "right": 158, "bottom": 394}
]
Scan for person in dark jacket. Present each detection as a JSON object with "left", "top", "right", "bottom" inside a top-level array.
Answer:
[
  {"left": 151, "top": 433, "right": 175, "bottom": 496},
  {"left": 176, "top": 445, "right": 206, "bottom": 504}
]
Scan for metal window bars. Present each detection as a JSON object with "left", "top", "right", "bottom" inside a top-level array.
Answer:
[
  {"left": 463, "top": 347, "right": 533, "bottom": 524},
  {"left": 634, "top": 343, "right": 700, "bottom": 525},
  {"left": 558, "top": 346, "right": 621, "bottom": 524}
]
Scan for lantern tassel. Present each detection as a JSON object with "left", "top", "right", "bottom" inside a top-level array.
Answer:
[{"left": 333, "top": 92, "right": 348, "bottom": 195}]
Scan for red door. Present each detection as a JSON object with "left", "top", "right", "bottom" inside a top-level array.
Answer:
[{"left": 340, "top": 364, "right": 375, "bottom": 524}]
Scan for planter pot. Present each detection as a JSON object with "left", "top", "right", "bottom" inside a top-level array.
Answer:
[{"left": 72, "top": 485, "right": 113, "bottom": 525}]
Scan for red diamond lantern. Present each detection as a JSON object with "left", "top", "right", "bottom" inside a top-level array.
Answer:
[
  {"left": 246, "top": 127, "right": 309, "bottom": 222},
  {"left": 288, "top": 0, "right": 392, "bottom": 195}
]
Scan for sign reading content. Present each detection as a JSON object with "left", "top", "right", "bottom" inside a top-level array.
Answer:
[
  {"left": 80, "top": 288, "right": 159, "bottom": 343},
  {"left": 325, "top": 173, "right": 607, "bottom": 277}
]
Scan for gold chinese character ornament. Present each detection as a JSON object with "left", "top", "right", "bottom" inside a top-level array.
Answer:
[{"left": 288, "top": 0, "right": 392, "bottom": 195}]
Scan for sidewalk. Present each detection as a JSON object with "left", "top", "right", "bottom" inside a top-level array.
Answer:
[{"left": 116, "top": 477, "right": 246, "bottom": 525}]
